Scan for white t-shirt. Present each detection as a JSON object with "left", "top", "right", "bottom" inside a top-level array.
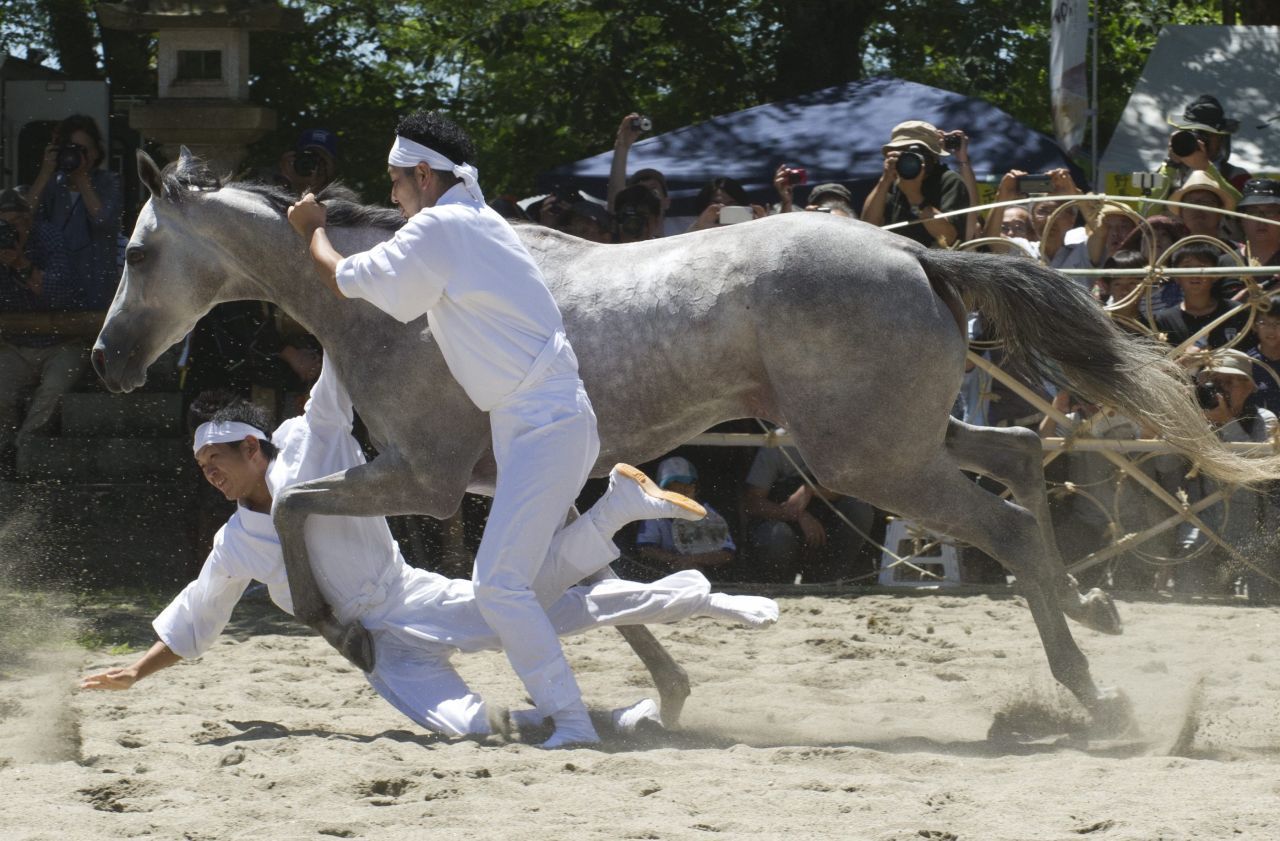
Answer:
[{"left": 334, "top": 184, "right": 570, "bottom": 411}]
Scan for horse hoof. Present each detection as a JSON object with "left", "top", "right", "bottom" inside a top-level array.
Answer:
[
  {"left": 1065, "top": 588, "right": 1123, "bottom": 636},
  {"left": 1087, "top": 687, "right": 1137, "bottom": 739},
  {"left": 339, "top": 623, "right": 377, "bottom": 673}
]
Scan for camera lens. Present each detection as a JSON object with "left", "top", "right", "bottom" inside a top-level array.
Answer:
[
  {"left": 895, "top": 152, "right": 924, "bottom": 180},
  {"left": 943, "top": 134, "right": 962, "bottom": 152},
  {"left": 632, "top": 116, "right": 652, "bottom": 132},
  {"left": 294, "top": 150, "right": 318, "bottom": 177},
  {"left": 1170, "top": 130, "right": 1200, "bottom": 158},
  {"left": 56, "top": 144, "right": 83, "bottom": 173}
]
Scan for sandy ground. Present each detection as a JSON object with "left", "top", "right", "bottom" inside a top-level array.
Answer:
[{"left": 2, "top": 585, "right": 1279, "bottom": 841}]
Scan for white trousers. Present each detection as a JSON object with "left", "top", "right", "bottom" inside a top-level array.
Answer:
[
  {"left": 366, "top": 570, "right": 712, "bottom": 737},
  {"left": 473, "top": 369, "right": 601, "bottom": 716}
]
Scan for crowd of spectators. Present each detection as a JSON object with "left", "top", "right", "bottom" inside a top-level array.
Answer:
[{"left": 4, "top": 94, "right": 1280, "bottom": 598}]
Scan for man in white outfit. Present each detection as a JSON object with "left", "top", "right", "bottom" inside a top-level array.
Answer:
[
  {"left": 286, "top": 111, "right": 672, "bottom": 747},
  {"left": 80, "top": 359, "right": 779, "bottom": 740}
]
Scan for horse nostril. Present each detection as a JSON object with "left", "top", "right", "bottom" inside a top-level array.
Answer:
[{"left": 91, "top": 347, "right": 107, "bottom": 379}]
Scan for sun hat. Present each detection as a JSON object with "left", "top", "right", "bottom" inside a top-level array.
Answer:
[
  {"left": 881, "top": 120, "right": 947, "bottom": 157},
  {"left": 1169, "top": 170, "right": 1235, "bottom": 213}
]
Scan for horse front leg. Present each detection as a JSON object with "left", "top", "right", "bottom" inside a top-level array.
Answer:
[{"left": 273, "top": 455, "right": 438, "bottom": 671}]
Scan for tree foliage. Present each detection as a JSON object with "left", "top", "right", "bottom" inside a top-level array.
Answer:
[{"left": 0, "top": 0, "right": 1261, "bottom": 195}]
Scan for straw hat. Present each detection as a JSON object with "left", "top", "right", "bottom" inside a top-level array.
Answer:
[{"left": 1169, "top": 170, "right": 1235, "bottom": 214}]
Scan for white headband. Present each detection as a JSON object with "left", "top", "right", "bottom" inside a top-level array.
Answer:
[
  {"left": 193, "top": 421, "right": 269, "bottom": 456},
  {"left": 388, "top": 136, "right": 484, "bottom": 204}
]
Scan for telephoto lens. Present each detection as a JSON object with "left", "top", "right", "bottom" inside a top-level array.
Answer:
[
  {"left": 895, "top": 151, "right": 924, "bottom": 180},
  {"left": 1170, "top": 130, "right": 1200, "bottom": 158},
  {"left": 293, "top": 150, "right": 319, "bottom": 177}
]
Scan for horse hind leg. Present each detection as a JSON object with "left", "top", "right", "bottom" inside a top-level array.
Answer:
[
  {"left": 849, "top": 454, "right": 1132, "bottom": 733},
  {"left": 944, "top": 418, "right": 1122, "bottom": 635}
]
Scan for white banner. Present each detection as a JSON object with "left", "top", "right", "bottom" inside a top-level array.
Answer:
[{"left": 1050, "top": 0, "right": 1090, "bottom": 154}]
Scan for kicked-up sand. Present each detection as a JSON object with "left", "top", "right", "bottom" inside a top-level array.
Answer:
[{"left": 2, "top": 585, "right": 1279, "bottom": 841}]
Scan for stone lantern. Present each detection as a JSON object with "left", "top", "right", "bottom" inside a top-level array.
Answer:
[{"left": 98, "top": 0, "right": 302, "bottom": 173}]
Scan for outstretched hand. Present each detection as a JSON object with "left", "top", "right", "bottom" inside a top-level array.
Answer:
[{"left": 288, "top": 193, "right": 327, "bottom": 240}]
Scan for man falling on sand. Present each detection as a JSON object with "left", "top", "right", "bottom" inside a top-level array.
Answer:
[
  {"left": 286, "top": 110, "right": 644, "bottom": 747},
  {"left": 80, "top": 357, "right": 779, "bottom": 741}
]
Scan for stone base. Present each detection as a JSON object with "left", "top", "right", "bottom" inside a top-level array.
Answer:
[{"left": 128, "top": 100, "right": 276, "bottom": 174}]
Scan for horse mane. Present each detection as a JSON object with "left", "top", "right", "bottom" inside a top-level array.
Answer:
[{"left": 159, "top": 157, "right": 403, "bottom": 231}]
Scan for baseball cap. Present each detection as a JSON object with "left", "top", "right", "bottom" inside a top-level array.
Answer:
[
  {"left": 806, "top": 183, "right": 852, "bottom": 205},
  {"left": 881, "top": 120, "right": 946, "bottom": 157},
  {"left": 1239, "top": 178, "right": 1280, "bottom": 210},
  {"left": 297, "top": 128, "right": 338, "bottom": 159},
  {"left": 656, "top": 456, "right": 697, "bottom": 489}
]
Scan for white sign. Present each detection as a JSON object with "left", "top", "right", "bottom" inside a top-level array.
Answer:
[{"left": 1050, "top": 0, "right": 1090, "bottom": 154}]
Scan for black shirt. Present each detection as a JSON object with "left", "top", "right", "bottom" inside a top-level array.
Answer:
[
  {"left": 885, "top": 167, "right": 970, "bottom": 248},
  {"left": 1154, "top": 301, "right": 1254, "bottom": 352}
]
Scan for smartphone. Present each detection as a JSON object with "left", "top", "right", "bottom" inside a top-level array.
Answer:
[
  {"left": 1016, "top": 174, "right": 1052, "bottom": 194},
  {"left": 718, "top": 205, "right": 753, "bottom": 225}
]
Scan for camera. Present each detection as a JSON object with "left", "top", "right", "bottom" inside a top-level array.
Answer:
[
  {"left": 0, "top": 218, "right": 17, "bottom": 250},
  {"left": 293, "top": 149, "right": 321, "bottom": 177},
  {"left": 631, "top": 115, "right": 652, "bottom": 133},
  {"left": 1130, "top": 172, "right": 1167, "bottom": 195},
  {"left": 55, "top": 143, "right": 84, "bottom": 173},
  {"left": 717, "top": 205, "right": 753, "bottom": 225},
  {"left": 942, "top": 133, "right": 963, "bottom": 152},
  {"left": 1170, "top": 129, "right": 1201, "bottom": 158},
  {"left": 895, "top": 151, "right": 924, "bottom": 180},
  {"left": 1016, "top": 174, "right": 1053, "bottom": 194},
  {"left": 1195, "top": 379, "right": 1225, "bottom": 411},
  {"left": 616, "top": 206, "right": 651, "bottom": 239},
  {"left": 782, "top": 165, "right": 808, "bottom": 186}
]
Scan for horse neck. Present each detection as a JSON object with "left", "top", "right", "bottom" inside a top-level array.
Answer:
[{"left": 214, "top": 205, "right": 402, "bottom": 367}]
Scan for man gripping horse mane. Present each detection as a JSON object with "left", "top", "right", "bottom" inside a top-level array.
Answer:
[{"left": 284, "top": 110, "right": 683, "bottom": 748}]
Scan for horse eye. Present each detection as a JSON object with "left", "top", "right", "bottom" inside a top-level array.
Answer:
[{"left": 126, "top": 248, "right": 145, "bottom": 265}]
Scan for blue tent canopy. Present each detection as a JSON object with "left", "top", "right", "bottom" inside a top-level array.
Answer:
[{"left": 541, "top": 77, "right": 1077, "bottom": 214}]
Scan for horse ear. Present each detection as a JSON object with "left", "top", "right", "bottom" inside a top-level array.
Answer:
[
  {"left": 136, "top": 150, "right": 164, "bottom": 197},
  {"left": 178, "top": 145, "right": 195, "bottom": 167}
]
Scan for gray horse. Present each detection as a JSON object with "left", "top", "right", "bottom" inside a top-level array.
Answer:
[{"left": 94, "top": 151, "right": 1279, "bottom": 733}]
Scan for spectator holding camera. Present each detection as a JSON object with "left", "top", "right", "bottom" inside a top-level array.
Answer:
[
  {"left": 773, "top": 164, "right": 857, "bottom": 219},
  {"left": 28, "top": 114, "right": 122, "bottom": 310},
  {"left": 862, "top": 121, "right": 970, "bottom": 248},
  {"left": 607, "top": 113, "right": 670, "bottom": 234},
  {"left": 0, "top": 188, "right": 85, "bottom": 473},
  {"left": 1155, "top": 95, "right": 1249, "bottom": 205},
  {"left": 687, "top": 177, "right": 765, "bottom": 232},
  {"left": 613, "top": 184, "right": 662, "bottom": 242},
  {"left": 278, "top": 128, "right": 339, "bottom": 196},
  {"left": 564, "top": 200, "right": 613, "bottom": 243},
  {"left": 1172, "top": 350, "right": 1277, "bottom": 595}
]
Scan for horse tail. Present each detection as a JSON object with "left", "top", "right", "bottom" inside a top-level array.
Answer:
[{"left": 916, "top": 248, "right": 1280, "bottom": 487}]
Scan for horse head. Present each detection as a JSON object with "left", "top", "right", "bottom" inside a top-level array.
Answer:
[{"left": 92, "top": 148, "right": 285, "bottom": 392}]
